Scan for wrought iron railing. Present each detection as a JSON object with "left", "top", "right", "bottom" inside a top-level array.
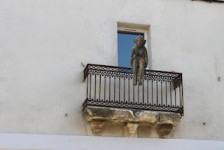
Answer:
[{"left": 83, "top": 64, "right": 184, "bottom": 116}]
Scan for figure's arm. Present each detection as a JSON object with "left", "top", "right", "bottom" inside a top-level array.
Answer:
[
  {"left": 144, "top": 48, "right": 148, "bottom": 68},
  {"left": 130, "top": 47, "right": 135, "bottom": 65}
]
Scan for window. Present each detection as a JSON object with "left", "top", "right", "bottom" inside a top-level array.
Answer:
[
  {"left": 118, "top": 31, "right": 144, "bottom": 68},
  {"left": 117, "top": 22, "right": 150, "bottom": 68}
]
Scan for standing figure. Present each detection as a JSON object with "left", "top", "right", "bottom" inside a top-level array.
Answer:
[{"left": 130, "top": 35, "right": 148, "bottom": 85}]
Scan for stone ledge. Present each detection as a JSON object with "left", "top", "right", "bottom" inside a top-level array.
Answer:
[{"left": 83, "top": 106, "right": 182, "bottom": 138}]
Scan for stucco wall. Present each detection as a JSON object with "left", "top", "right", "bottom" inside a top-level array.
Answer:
[
  {"left": 0, "top": 133, "right": 224, "bottom": 150},
  {"left": 0, "top": 0, "right": 224, "bottom": 140}
]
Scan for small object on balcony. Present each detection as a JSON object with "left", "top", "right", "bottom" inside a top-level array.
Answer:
[
  {"left": 81, "top": 62, "right": 86, "bottom": 68},
  {"left": 130, "top": 35, "right": 148, "bottom": 86}
]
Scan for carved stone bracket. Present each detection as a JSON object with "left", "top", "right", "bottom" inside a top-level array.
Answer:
[
  {"left": 89, "top": 120, "right": 105, "bottom": 135},
  {"left": 83, "top": 106, "right": 182, "bottom": 138},
  {"left": 156, "top": 122, "right": 174, "bottom": 138},
  {"left": 124, "top": 123, "right": 139, "bottom": 137}
]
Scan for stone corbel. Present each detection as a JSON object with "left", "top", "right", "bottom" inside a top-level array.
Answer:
[
  {"left": 124, "top": 122, "right": 139, "bottom": 137},
  {"left": 89, "top": 120, "right": 106, "bottom": 135}
]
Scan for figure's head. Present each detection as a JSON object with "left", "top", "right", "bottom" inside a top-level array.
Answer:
[{"left": 134, "top": 35, "right": 146, "bottom": 48}]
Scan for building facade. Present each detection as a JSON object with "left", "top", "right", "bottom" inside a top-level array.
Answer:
[{"left": 0, "top": 0, "right": 224, "bottom": 149}]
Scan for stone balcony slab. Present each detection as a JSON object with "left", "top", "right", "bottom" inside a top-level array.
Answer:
[{"left": 83, "top": 106, "right": 182, "bottom": 138}]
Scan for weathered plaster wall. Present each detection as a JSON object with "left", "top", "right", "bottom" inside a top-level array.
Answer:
[
  {"left": 0, "top": 0, "right": 224, "bottom": 140},
  {"left": 0, "top": 133, "right": 224, "bottom": 150}
]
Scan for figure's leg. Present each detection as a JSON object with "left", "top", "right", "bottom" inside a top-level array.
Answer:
[
  {"left": 138, "top": 59, "right": 145, "bottom": 85},
  {"left": 132, "top": 59, "right": 138, "bottom": 85}
]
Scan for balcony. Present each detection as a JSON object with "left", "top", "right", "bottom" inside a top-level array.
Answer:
[{"left": 83, "top": 64, "right": 184, "bottom": 138}]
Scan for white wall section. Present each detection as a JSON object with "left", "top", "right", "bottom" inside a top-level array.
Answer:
[
  {"left": 0, "top": 133, "right": 223, "bottom": 150},
  {"left": 0, "top": 0, "right": 224, "bottom": 140}
]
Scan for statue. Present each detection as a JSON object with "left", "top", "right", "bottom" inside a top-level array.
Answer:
[{"left": 130, "top": 35, "right": 148, "bottom": 86}]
